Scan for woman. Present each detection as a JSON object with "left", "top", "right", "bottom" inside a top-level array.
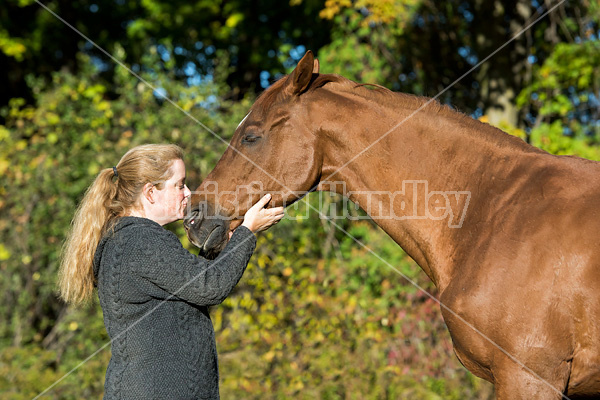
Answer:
[{"left": 58, "top": 144, "right": 284, "bottom": 399}]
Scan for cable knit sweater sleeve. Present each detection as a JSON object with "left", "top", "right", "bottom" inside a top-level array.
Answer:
[{"left": 126, "top": 223, "right": 257, "bottom": 306}]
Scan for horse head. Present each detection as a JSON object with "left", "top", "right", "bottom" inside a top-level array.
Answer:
[{"left": 184, "top": 51, "right": 325, "bottom": 256}]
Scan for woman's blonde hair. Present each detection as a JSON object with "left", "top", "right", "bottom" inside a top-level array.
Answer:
[{"left": 58, "top": 144, "right": 184, "bottom": 305}]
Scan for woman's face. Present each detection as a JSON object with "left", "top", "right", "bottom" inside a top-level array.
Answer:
[{"left": 153, "top": 159, "right": 191, "bottom": 225}]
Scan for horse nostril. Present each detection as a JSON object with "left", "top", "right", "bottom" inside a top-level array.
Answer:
[
  {"left": 185, "top": 207, "right": 204, "bottom": 229},
  {"left": 184, "top": 209, "right": 198, "bottom": 228}
]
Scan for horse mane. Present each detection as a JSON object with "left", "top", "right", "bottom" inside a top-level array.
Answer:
[
  {"left": 256, "top": 73, "right": 462, "bottom": 118},
  {"left": 346, "top": 77, "right": 464, "bottom": 115},
  {"left": 253, "top": 74, "right": 344, "bottom": 112},
  {"left": 307, "top": 74, "right": 533, "bottom": 151},
  {"left": 254, "top": 73, "right": 490, "bottom": 133},
  {"left": 252, "top": 71, "right": 534, "bottom": 155}
]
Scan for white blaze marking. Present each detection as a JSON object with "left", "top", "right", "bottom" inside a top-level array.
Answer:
[{"left": 237, "top": 111, "right": 252, "bottom": 130}]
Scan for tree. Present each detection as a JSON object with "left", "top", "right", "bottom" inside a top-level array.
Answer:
[
  {"left": 1, "top": 1, "right": 598, "bottom": 397},
  {"left": 316, "top": 0, "right": 598, "bottom": 128},
  {"left": 0, "top": 0, "right": 333, "bottom": 111},
  {"left": 517, "top": 39, "right": 600, "bottom": 158}
]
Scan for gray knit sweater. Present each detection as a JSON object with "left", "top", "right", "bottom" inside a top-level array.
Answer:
[{"left": 93, "top": 216, "right": 256, "bottom": 400}]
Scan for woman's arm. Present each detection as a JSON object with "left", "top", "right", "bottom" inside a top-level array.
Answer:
[
  {"left": 129, "top": 225, "right": 256, "bottom": 306},
  {"left": 129, "top": 194, "right": 283, "bottom": 306}
]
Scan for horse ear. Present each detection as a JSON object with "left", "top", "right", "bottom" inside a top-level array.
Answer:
[
  {"left": 285, "top": 50, "right": 315, "bottom": 96},
  {"left": 313, "top": 58, "right": 319, "bottom": 74}
]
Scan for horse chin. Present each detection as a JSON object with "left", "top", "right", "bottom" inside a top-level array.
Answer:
[
  {"left": 199, "top": 241, "right": 227, "bottom": 260},
  {"left": 186, "top": 225, "right": 228, "bottom": 260},
  {"left": 203, "top": 226, "right": 228, "bottom": 259},
  {"left": 184, "top": 202, "right": 231, "bottom": 259}
]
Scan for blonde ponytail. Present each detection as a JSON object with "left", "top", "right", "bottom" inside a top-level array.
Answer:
[
  {"left": 58, "top": 168, "right": 116, "bottom": 305},
  {"left": 58, "top": 144, "right": 184, "bottom": 305}
]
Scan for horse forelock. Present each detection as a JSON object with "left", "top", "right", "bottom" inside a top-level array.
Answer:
[{"left": 252, "top": 77, "right": 287, "bottom": 113}]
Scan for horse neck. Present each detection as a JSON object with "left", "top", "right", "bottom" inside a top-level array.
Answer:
[{"left": 314, "top": 90, "right": 542, "bottom": 289}]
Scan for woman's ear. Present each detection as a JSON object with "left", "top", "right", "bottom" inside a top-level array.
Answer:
[{"left": 141, "top": 182, "right": 155, "bottom": 204}]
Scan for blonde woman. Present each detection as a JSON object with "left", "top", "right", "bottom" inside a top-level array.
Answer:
[{"left": 59, "top": 144, "right": 283, "bottom": 399}]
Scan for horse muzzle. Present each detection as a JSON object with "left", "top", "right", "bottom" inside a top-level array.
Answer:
[{"left": 183, "top": 202, "right": 230, "bottom": 259}]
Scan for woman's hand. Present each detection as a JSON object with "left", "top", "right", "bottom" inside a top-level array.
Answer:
[{"left": 241, "top": 194, "right": 285, "bottom": 233}]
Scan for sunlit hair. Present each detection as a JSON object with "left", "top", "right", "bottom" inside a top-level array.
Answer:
[{"left": 58, "top": 144, "right": 184, "bottom": 305}]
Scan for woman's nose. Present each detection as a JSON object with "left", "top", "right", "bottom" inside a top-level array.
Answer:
[{"left": 184, "top": 185, "right": 191, "bottom": 197}]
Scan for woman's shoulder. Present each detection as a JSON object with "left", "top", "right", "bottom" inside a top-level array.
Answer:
[
  {"left": 107, "top": 217, "right": 185, "bottom": 265},
  {"left": 114, "top": 217, "right": 178, "bottom": 245}
]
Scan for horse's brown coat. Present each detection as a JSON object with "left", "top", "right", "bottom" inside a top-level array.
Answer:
[{"left": 185, "top": 51, "right": 600, "bottom": 398}]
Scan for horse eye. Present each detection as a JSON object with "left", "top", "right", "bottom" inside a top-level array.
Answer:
[{"left": 242, "top": 134, "right": 261, "bottom": 144}]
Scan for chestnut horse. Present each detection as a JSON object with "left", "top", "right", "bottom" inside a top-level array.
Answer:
[{"left": 185, "top": 51, "right": 600, "bottom": 399}]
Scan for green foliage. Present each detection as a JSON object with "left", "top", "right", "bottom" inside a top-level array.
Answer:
[
  {"left": 320, "top": 0, "right": 421, "bottom": 27},
  {"left": 0, "top": 48, "right": 253, "bottom": 397},
  {"left": 1, "top": 1, "right": 598, "bottom": 398},
  {"left": 216, "top": 195, "right": 494, "bottom": 399},
  {"left": 516, "top": 40, "right": 600, "bottom": 160},
  {"left": 316, "top": 1, "right": 421, "bottom": 87},
  {"left": 0, "top": 29, "right": 27, "bottom": 61},
  {"left": 0, "top": 305, "right": 110, "bottom": 399},
  {"left": 0, "top": 53, "right": 494, "bottom": 397},
  {"left": 0, "top": 0, "right": 333, "bottom": 107}
]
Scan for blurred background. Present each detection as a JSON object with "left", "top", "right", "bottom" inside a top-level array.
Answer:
[{"left": 1, "top": 0, "right": 599, "bottom": 398}]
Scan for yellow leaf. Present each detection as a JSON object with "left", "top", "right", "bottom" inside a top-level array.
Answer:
[
  {"left": 263, "top": 350, "right": 275, "bottom": 362},
  {"left": 46, "top": 112, "right": 60, "bottom": 125},
  {"left": 0, "top": 126, "right": 10, "bottom": 141},
  {"left": 29, "top": 155, "right": 45, "bottom": 168},
  {"left": 225, "top": 13, "right": 244, "bottom": 28},
  {"left": 0, "top": 159, "right": 9, "bottom": 174},
  {"left": 0, "top": 244, "right": 10, "bottom": 261},
  {"left": 96, "top": 101, "right": 110, "bottom": 111},
  {"left": 87, "top": 163, "right": 100, "bottom": 175}
]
